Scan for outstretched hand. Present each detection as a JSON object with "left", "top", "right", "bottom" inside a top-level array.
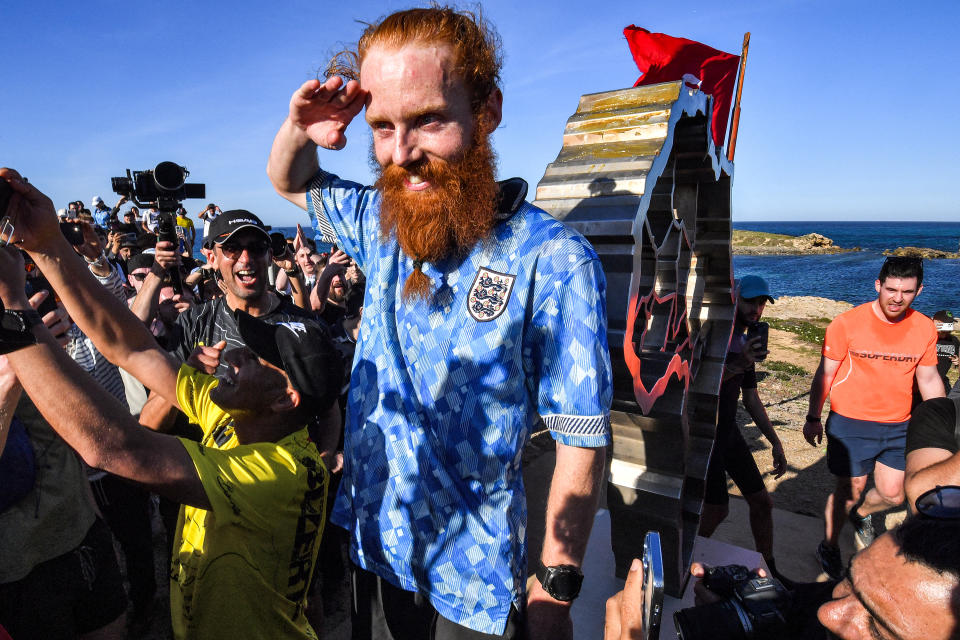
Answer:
[
  {"left": 289, "top": 77, "right": 368, "bottom": 151},
  {"left": 0, "top": 169, "right": 62, "bottom": 253}
]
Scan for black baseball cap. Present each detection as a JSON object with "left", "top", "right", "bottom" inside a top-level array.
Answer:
[
  {"left": 234, "top": 310, "right": 343, "bottom": 416},
  {"left": 205, "top": 209, "right": 270, "bottom": 248}
]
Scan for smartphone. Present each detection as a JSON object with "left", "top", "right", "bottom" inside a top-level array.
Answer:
[
  {"left": 270, "top": 231, "right": 288, "bottom": 257},
  {"left": 59, "top": 221, "right": 84, "bottom": 246},
  {"left": 746, "top": 321, "right": 769, "bottom": 361},
  {"left": 641, "top": 531, "right": 664, "bottom": 640},
  {"left": 0, "top": 177, "right": 11, "bottom": 218}
]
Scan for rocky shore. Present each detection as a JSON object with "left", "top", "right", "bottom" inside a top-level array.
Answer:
[
  {"left": 733, "top": 229, "right": 859, "bottom": 255},
  {"left": 883, "top": 246, "right": 960, "bottom": 259}
]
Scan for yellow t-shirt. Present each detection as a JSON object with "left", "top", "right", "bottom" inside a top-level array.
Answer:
[{"left": 171, "top": 366, "right": 328, "bottom": 640}]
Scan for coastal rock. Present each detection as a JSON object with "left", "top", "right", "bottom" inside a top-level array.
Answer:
[
  {"left": 882, "top": 246, "right": 960, "bottom": 259},
  {"left": 733, "top": 230, "right": 859, "bottom": 255}
]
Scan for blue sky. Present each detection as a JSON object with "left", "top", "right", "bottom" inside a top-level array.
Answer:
[{"left": 3, "top": 0, "right": 958, "bottom": 226}]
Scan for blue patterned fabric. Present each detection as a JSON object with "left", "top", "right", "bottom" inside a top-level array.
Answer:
[{"left": 307, "top": 170, "right": 612, "bottom": 634}]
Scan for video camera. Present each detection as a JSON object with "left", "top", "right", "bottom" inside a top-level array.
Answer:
[
  {"left": 111, "top": 162, "right": 204, "bottom": 296},
  {"left": 110, "top": 162, "right": 205, "bottom": 213}
]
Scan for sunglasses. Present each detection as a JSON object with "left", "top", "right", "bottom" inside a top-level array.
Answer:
[
  {"left": 218, "top": 241, "right": 270, "bottom": 259},
  {"left": 131, "top": 272, "right": 149, "bottom": 282},
  {"left": 915, "top": 485, "right": 960, "bottom": 520}
]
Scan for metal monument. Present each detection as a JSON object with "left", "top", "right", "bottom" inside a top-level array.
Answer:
[{"left": 534, "top": 78, "right": 739, "bottom": 595}]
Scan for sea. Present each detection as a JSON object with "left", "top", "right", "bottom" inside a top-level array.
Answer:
[
  {"left": 732, "top": 221, "right": 960, "bottom": 316},
  {"left": 261, "top": 221, "right": 959, "bottom": 316}
]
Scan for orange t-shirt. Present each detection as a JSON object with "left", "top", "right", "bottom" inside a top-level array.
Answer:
[{"left": 823, "top": 302, "right": 937, "bottom": 423}]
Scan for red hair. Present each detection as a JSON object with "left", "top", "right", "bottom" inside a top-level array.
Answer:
[{"left": 328, "top": 5, "right": 503, "bottom": 113}]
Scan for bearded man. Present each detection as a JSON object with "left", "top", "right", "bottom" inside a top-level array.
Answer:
[{"left": 267, "top": 7, "right": 612, "bottom": 640}]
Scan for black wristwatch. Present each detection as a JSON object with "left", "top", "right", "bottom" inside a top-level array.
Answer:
[
  {"left": 284, "top": 265, "right": 301, "bottom": 277},
  {"left": 806, "top": 414, "right": 822, "bottom": 423},
  {"left": 536, "top": 561, "right": 583, "bottom": 602},
  {"left": 0, "top": 309, "right": 42, "bottom": 355}
]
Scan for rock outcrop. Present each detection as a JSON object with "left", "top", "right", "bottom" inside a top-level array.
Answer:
[
  {"left": 733, "top": 230, "right": 859, "bottom": 255},
  {"left": 882, "top": 246, "right": 960, "bottom": 259}
]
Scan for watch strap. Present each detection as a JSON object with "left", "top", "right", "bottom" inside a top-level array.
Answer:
[{"left": 0, "top": 309, "right": 42, "bottom": 355}]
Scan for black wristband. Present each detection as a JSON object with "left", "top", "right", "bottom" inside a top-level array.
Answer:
[
  {"left": 284, "top": 265, "right": 301, "bottom": 277},
  {"left": 806, "top": 414, "right": 822, "bottom": 423}
]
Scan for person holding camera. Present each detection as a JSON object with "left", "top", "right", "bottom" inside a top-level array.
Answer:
[
  {"left": 804, "top": 257, "right": 944, "bottom": 580},
  {"left": 606, "top": 506, "right": 960, "bottom": 640},
  {"left": 0, "top": 167, "right": 344, "bottom": 639},
  {"left": 699, "top": 275, "right": 789, "bottom": 580}
]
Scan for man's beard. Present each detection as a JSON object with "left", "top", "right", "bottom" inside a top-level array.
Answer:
[{"left": 376, "top": 126, "right": 498, "bottom": 301}]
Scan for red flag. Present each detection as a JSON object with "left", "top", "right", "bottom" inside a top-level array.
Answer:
[{"left": 624, "top": 26, "right": 740, "bottom": 148}]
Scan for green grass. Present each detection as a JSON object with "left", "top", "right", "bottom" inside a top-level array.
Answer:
[
  {"left": 767, "top": 318, "right": 826, "bottom": 345},
  {"left": 763, "top": 360, "right": 807, "bottom": 376}
]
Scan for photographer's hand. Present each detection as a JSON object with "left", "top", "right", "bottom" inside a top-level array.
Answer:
[
  {"left": 77, "top": 221, "right": 111, "bottom": 277},
  {"left": 690, "top": 563, "right": 768, "bottom": 606},
  {"left": 0, "top": 168, "right": 64, "bottom": 253},
  {"left": 154, "top": 240, "right": 181, "bottom": 272},
  {"left": 741, "top": 335, "right": 768, "bottom": 364},
  {"left": 603, "top": 558, "right": 645, "bottom": 640}
]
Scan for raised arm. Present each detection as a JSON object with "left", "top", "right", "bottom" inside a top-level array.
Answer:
[
  {"left": 0, "top": 169, "right": 180, "bottom": 404},
  {"left": 266, "top": 77, "right": 368, "bottom": 209},
  {"left": 0, "top": 246, "right": 208, "bottom": 509},
  {"left": 803, "top": 356, "right": 841, "bottom": 446}
]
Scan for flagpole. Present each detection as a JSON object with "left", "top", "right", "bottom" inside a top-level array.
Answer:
[{"left": 725, "top": 32, "right": 750, "bottom": 163}]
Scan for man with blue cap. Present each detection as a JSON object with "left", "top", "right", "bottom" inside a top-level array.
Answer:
[{"left": 699, "top": 274, "right": 790, "bottom": 582}]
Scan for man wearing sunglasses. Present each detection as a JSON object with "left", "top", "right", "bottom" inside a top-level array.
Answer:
[
  {"left": 140, "top": 209, "right": 340, "bottom": 448},
  {"left": 804, "top": 257, "right": 944, "bottom": 580}
]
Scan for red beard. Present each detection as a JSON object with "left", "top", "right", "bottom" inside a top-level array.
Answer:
[{"left": 376, "top": 130, "right": 498, "bottom": 301}]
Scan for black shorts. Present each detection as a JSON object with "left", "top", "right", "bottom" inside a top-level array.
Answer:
[
  {"left": 704, "top": 423, "right": 766, "bottom": 506},
  {"left": 0, "top": 518, "right": 127, "bottom": 637},
  {"left": 351, "top": 565, "right": 525, "bottom": 640},
  {"left": 825, "top": 412, "right": 908, "bottom": 477}
]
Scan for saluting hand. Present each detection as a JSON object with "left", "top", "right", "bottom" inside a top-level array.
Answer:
[{"left": 289, "top": 76, "right": 368, "bottom": 151}]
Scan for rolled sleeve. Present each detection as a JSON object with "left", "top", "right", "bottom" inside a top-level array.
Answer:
[
  {"left": 305, "top": 169, "right": 381, "bottom": 273},
  {"left": 531, "top": 253, "right": 612, "bottom": 448}
]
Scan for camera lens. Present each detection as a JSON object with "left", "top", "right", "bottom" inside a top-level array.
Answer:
[{"left": 674, "top": 600, "right": 752, "bottom": 640}]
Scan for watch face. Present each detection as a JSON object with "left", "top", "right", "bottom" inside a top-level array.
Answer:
[{"left": 545, "top": 567, "right": 583, "bottom": 601}]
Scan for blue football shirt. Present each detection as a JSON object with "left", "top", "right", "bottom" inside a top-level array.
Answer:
[{"left": 307, "top": 170, "right": 612, "bottom": 634}]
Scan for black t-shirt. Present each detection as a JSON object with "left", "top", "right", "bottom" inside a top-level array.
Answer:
[
  {"left": 320, "top": 303, "right": 346, "bottom": 328},
  {"left": 171, "top": 294, "right": 323, "bottom": 375},
  {"left": 905, "top": 397, "right": 959, "bottom": 455},
  {"left": 936, "top": 335, "right": 960, "bottom": 380},
  {"left": 718, "top": 332, "right": 757, "bottom": 432}
]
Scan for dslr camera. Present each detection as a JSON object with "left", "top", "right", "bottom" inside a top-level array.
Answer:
[{"left": 674, "top": 564, "right": 791, "bottom": 640}]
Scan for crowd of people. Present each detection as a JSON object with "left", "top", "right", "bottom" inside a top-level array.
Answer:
[{"left": 0, "top": 6, "right": 958, "bottom": 640}]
